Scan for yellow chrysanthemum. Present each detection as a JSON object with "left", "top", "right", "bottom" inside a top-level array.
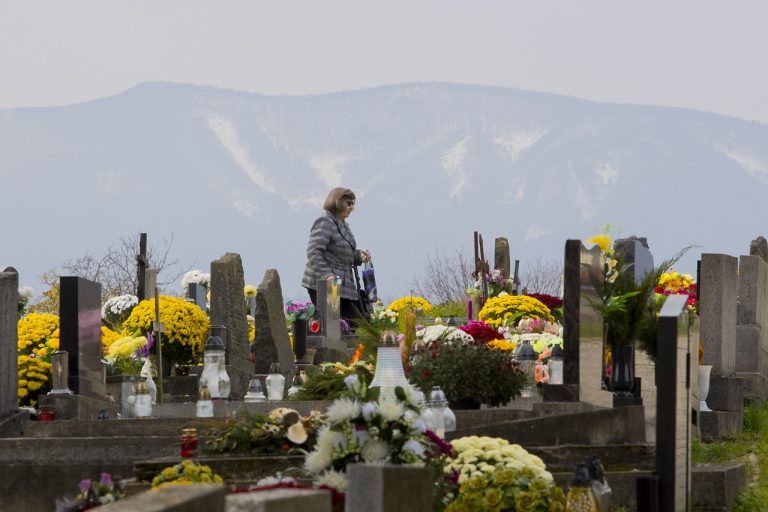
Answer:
[
  {"left": 101, "top": 326, "right": 122, "bottom": 353},
  {"left": 17, "top": 313, "right": 59, "bottom": 357},
  {"left": 387, "top": 296, "right": 433, "bottom": 313},
  {"left": 587, "top": 234, "right": 611, "bottom": 252},
  {"left": 244, "top": 284, "right": 257, "bottom": 298},
  {"left": 478, "top": 295, "right": 553, "bottom": 329}
]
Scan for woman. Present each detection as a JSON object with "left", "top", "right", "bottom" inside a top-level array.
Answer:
[{"left": 301, "top": 187, "right": 370, "bottom": 321}]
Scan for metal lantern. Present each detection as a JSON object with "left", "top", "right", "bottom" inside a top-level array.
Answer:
[
  {"left": 199, "top": 325, "right": 231, "bottom": 399},
  {"left": 548, "top": 344, "right": 564, "bottom": 385},
  {"left": 369, "top": 331, "right": 410, "bottom": 400},
  {"left": 514, "top": 339, "right": 538, "bottom": 398}
]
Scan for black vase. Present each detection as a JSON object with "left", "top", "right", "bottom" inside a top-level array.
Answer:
[
  {"left": 609, "top": 343, "right": 635, "bottom": 396},
  {"left": 293, "top": 319, "right": 308, "bottom": 361}
]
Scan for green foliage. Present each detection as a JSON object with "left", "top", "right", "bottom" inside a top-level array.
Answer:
[
  {"left": 289, "top": 361, "right": 374, "bottom": 401},
  {"left": 745, "top": 402, "right": 768, "bottom": 434},
  {"left": 734, "top": 487, "right": 768, "bottom": 512},
  {"left": 408, "top": 341, "right": 527, "bottom": 407},
  {"left": 417, "top": 301, "right": 467, "bottom": 322}
]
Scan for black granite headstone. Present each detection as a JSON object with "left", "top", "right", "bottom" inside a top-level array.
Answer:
[
  {"left": 59, "top": 276, "right": 105, "bottom": 399},
  {"left": 655, "top": 293, "right": 692, "bottom": 512}
]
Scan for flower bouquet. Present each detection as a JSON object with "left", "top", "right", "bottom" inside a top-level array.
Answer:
[
  {"left": 442, "top": 436, "right": 565, "bottom": 511},
  {"left": 55, "top": 472, "right": 125, "bottom": 511},
  {"left": 104, "top": 335, "right": 150, "bottom": 376},
  {"left": 206, "top": 407, "right": 324, "bottom": 455},
  {"left": 387, "top": 296, "right": 433, "bottom": 313},
  {"left": 284, "top": 300, "right": 316, "bottom": 322},
  {"left": 181, "top": 269, "right": 210, "bottom": 290},
  {"left": 101, "top": 294, "right": 138, "bottom": 331},
  {"left": 302, "top": 374, "right": 441, "bottom": 492},
  {"left": 478, "top": 295, "right": 553, "bottom": 329},
  {"left": 151, "top": 460, "right": 223, "bottom": 489}
]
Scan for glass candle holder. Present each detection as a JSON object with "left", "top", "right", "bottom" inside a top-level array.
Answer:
[
  {"left": 180, "top": 428, "right": 198, "bottom": 458},
  {"left": 266, "top": 363, "right": 286, "bottom": 401}
]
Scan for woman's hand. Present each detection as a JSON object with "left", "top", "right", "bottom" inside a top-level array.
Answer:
[{"left": 360, "top": 249, "right": 371, "bottom": 263}]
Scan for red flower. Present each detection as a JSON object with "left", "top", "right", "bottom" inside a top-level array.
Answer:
[{"left": 526, "top": 293, "right": 563, "bottom": 310}]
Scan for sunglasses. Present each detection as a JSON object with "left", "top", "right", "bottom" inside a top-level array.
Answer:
[{"left": 346, "top": 200, "right": 355, "bottom": 206}]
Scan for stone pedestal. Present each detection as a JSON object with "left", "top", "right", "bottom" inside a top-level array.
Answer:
[
  {"left": 345, "top": 464, "right": 435, "bottom": 512},
  {"left": 226, "top": 489, "right": 332, "bottom": 512}
]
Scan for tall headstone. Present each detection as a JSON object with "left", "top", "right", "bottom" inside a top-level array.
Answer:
[
  {"left": 735, "top": 254, "right": 768, "bottom": 401},
  {"left": 252, "top": 269, "right": 295, "bottom": 381},
  {"left": 699, "top": 254, "right": 743, "bottom": 440},
  {"left": 699, "top": 254, "right": 738, "bottom": 377},
  {"left": 654, "top": 294, "right": 694, "bottom": 512},
  {"left": 59, "top": 276, "right": 105, "bottom": 398},
  {"left": 0, "top": 268, "right": 19, "bottom": 419},
  {"left": 307, "top": 277, "right": 347, "bottom": 363},
  {"left": 494, "top": 237, "right": 510, "bottom": 278},
  {"left": 614, "top": 236, "right": 654, "bottom": 283},
  {"left": 187, "top": 282, "right": 208, "bottom": 310},
  {"left": 209, "top": 253, "right": 250, "bottom": 376}
]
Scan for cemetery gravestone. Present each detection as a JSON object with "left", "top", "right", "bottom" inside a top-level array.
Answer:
[
  {"left": 187, "top": 282, "right": 207, "bottom": 310},
  {"left": 309, "top": 277, "right": 347, "bottom": 360},
  {"left": 210, "top": 253, "right": 251, "bottom": 384},
  {"left": 494, "top": 237, "right": 510, "bottom": 278},
  {"left": 252, "top": 269, "right": 294, "bottom": 382},
  {"left": 735, "top": 254, "right": 768, "bottom": 401},
  {"left": 0, "top": 268, "right": 18, "bottom": 419},
  {"left": 654, "top": 294, "right": 695, "bottom": 512},
  {"left": 59, "top": 276, "right": 105, "bottom": 398}
]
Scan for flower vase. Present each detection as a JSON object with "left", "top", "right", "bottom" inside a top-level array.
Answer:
[
  {"left": 293, "top": 318, "right": 308, "bottom": 361},
  {"left": 609, "top": 344, "right": 635, "bottom": 397},
  {"left": 699, "top": 365, "right": 713, "bottom": 412}
]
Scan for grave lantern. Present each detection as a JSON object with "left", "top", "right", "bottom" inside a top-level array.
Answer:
[
  {"left": 428, "top": 386, "right": 448, "bottom": 438},
  {"left": 369, "top": 331, "right": 410, "bottom": 400},
  {"left": 199, "top": 325, "right": 231, "bottom": 399},
  {"left": 548, "top": 344, "right": 564, "bottom": 385},
  {"left": 49, "top": 351, "right": 73, "bottom": 395},
  {"left": 514, "top": 339, "right": 537, "bottom": 397}
]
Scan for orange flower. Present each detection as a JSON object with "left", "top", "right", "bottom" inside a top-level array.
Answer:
[{"left": 348, "top": 343, "right": 364, "bottom": 365}]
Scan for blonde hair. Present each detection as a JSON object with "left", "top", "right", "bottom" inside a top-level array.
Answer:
[{"left": 323, "top": 187, "right": 356, "bottom": 215}]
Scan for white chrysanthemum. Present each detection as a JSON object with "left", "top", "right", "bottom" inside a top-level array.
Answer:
[
  {"left": 361, "top": 439, "right": 390, "bottom": 463},
  {"left": 18, "top": 286, "right": 33, "bottom": 299},
  {"left": 326, "top": 397, "right": 361, "bottom": 424},
  {"left": 314, "top": 470, "right": 348, "bottom": 491},
  {"left": 304, "top": 447, "right": 333, "bottom": 474},
  {"left": 362, "top": 402, "right": 378, "bottom": 421},
  {"left": 413, "top": 325, "right": 474, "bottom": 349},
  {"left": 316, "top": 426, "right": 342, "bottom": 452},
  {"left": 256, "top": 475, "right": 296, "bottom": 486},
  {"left": 402, "top": 440, "right": 426, "bottom": 457},
  {"left": 377, "top": 398, "right": 404, "bottom": 422}
]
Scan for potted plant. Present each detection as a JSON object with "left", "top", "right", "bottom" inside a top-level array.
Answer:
[{"left": 408, "top": 331, "right": 527, "bottom": 409}]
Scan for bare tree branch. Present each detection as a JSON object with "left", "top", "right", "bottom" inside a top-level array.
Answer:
[
  {"left": 520, "top": 256, "right": 562, "bottom": 296},
  {"left": 413, "top": 248, "right": 474, "bottom": 304}
]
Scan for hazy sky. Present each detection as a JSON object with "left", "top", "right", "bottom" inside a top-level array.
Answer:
[{"left": 2, "top": 1, "right": 767, "bottom": 123}]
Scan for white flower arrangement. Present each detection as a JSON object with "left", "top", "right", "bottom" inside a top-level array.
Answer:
[
  {"left": 302, "top": 374, "right": 436, "bottom": 491},
  {"left": 507, "top": 332, "right": 563, "bottom": 354},
  {"left": 181, "top": 269, "right": 211, "bottom": 290},
  {"left": 413, "top": 325, "right": 474, "bottom": 350},
  {"left": 18, "top": 286, "right": 33, "bottom": 299},
  {"left": 445, "top": 436, "right": 553, "bottom": 484},
  {"left": 102, "top": 294, "right": 139, "bottom": 318}
]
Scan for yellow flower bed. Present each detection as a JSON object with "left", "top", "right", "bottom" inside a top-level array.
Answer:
[
  {"left": 18, "top": 355, "right": 52, "bottom": 406},
  {"left": 17, "top": 313, "right": 58, "bottom": 355},
  {"left": 123, "top": 295, "right": 209, "bottom": 364},
  {"left": 151, "top": 460, "right": 223, "bottom": 489},
  {"left": 478, "top": 295, "right": 553, "bottom": 329},
  {"left": 387, "top": 296, "right": 433, "bottom": 313}
]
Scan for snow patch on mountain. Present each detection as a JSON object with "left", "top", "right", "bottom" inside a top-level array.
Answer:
[
  {"left": 493, "top": 131, "right": 546, "bottom": 161},
  {"left": 719, "top": 147, "right": 768, "bottom": 182},
  {"left": 207, "top": 117, "right": 275, "bottom": 193},
  {"left": 441, "top": 137, "right": 469, "bottom": 197}
]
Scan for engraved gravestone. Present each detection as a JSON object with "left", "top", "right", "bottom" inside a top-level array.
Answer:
[
  {"left": 0, "top": 268, "right": 19, "bottom": 418},
  {"left": 252, "top": 269, "right": 294, "bottom": 382},
  {"left": 494, "top": 237, "right": 510, "bottom": 278},
  {"left": 59, "top": 276, "right": 105, "bottom": 398},
  {"left": 210, "top": 253, "right": 250, "bottom": 376}
]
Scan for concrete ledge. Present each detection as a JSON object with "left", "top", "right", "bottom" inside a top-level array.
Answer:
[
  {"left": 38, "top": 393, "right": 117, "bottom": 421},
  {"left": 227, "top": 489, "right": 332, "bottom": 512},
  {"left": 448, "top": 404, "right": 646, "bottom": 446},
  {"left": 541, "top": 384, "right": 579, "bottom": 402},
  {"left": 100, "top": 483, "right": 226, "bottom": 511},
  {"left": 345, "top": 464, "right": 434, "bottom": 512},
  {"left": 707, "top": 376, "right": 744, "bottom": 412},
  {"left": 692, "top": 463, "right": 746, "bottom": 511},
  {"left": 700, "top": 410, "right": 744, "bottom": 441},
  {"left": 0, "top": 436, "right": 179, "bottom": 464},
  {"left": 0, "top": 410, "right": 30, "bottom": 438},
  {"left": 528, "top": 444, "right": 654, "bottom": 473}
]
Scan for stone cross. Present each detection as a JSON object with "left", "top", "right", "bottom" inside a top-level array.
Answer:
[
  {"left": 252, "top": 269, "right": 295, "bottom": 382},
  {"left": 59, "top": 276, "right": 105, "bottom": 398},
  {"left": 0, "top": 268, "right": 19, "bottom": 419},
  {"left": 136, "top": 232, "right": 147, "bottom": 301},
  {"left": 209, "top": 253, "right": 250, "bottom": 377},
  {"left": 494, "top": 237, "right": 510, "bottom": 278},
  {"left": 654, "top": 293, "right": 695, "bottom": 512}
]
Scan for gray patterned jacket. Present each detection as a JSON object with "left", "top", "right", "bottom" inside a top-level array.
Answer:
[{"left": 301, "top": 211, "right": 362, "bottom": 300}]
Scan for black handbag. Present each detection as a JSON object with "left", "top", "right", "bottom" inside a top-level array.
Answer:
[{"left": 353, "top": 264, "right": 373, "bottom": 319}]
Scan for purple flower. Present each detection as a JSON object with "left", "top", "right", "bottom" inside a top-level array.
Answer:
[
  {"left": 424, "top": 429, "right": 454, "bottom": 457},
  {"left": 99, "top": 472, "right": 112, "bottom": 486},
  {"left": 79, "top": 479, "right": 92, "bottom": 494},
  {"left": 139, "top": 332, "right": 155, "bottom": 358},
  {"left": 340, "top": 319, "right": 350, "bottom": 334}
]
